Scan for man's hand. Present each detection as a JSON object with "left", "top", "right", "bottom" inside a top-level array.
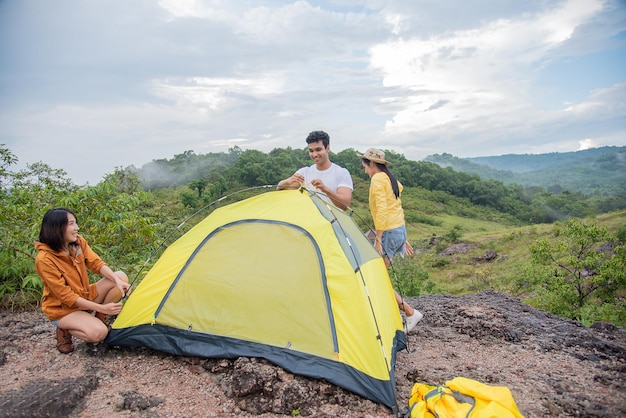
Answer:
[{"left": 277, "top": 173, "right": 305, "bottom": 190}]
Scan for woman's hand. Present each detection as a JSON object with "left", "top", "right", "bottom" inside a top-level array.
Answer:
[
  {"left": 100, "top": 302, "right": 124, "bottom": 316},
  {"left": 405, "top": 241, "right": 414, "bottom": 257},
  {"left": 114, "top": 276, "right": 131, "bottom": 297},
  {"left": 375, "top": 240, "right": 384, "bottom": 256}
]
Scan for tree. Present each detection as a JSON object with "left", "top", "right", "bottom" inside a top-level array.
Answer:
[
  {"left": 529, "top": 218, "right": 626, "bottom": 324},
  {"left": 0, "top": 144, "right": 18, "bottom": 191},
  {"left": 233, "top": 149, "right": 268, "bottom": 186},
  {"left": 189, "top": 179, "right": 208, "bottom": 198}
]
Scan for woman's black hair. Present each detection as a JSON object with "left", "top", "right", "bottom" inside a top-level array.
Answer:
[
  {"left": 362, "top": 159, "right": 400, "bottom": 199},
  {"left": 38, "top": 207, "right": 77, "bottom": 252}
]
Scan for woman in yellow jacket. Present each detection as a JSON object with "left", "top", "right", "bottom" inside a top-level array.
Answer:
[
  {"left": 358, "top": 148, "right": 423, "bottom": 333},
  {"left": 35, "top": 207, "right": 130, "bottom": 354}
]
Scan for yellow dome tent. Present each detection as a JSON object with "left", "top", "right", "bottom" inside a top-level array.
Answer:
[{"left": 106, "top": 189, "right": 407, "bottom": 410}]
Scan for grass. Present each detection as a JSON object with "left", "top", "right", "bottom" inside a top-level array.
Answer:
[
  {"left": 0, "top": 291, "right": 41, "bottom": 313},
  {"left": 405, "top": 210, "right": 626, "bottom": 296}
]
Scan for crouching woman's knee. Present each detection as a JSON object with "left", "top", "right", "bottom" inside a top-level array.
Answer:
[{"left": 85, "top": 321, "right": 110, "bottom": 343}]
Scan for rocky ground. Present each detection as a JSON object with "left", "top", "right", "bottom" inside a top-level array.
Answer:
[{"left": 0, "top": 290, "right": 625, "bottom": 417}]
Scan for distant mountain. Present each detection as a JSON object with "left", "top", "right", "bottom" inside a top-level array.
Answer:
[{"left": 424, "top": 146, "right": 626, "bottom": 196}]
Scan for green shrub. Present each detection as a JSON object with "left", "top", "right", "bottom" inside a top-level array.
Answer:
[
  {"left": 578, "top": 301, "right": 626, "bottom": 327},
  {"left": 405, "top": 212, "right": 442, "bottom": 226},
  {"left": 524, "top": 276, "right": 579, "bottom": 319},
  {"left": 510, "top": 264, "right": 552, "bottom": 297},
  {"left": 466, "top": 266, "right": 494, "bottom": 292},
  {"left": 444, "top": 225, "right": 463, "bottom": 243},
  {"left": 430, "top": 258, "right": 451, "bottom": 268},
  {"left": 389, "top": 257, "right": 437, "bottom": 297}
]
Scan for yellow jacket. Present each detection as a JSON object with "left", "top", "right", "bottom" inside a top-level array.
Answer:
[
  {"left": 35, "top": 235, "right": 106, "bottom": 320},
  {"left": 369, "top": 172, "right": 405, "bottom": 231}
]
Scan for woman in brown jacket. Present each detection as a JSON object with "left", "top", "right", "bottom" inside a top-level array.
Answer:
[{"left": 35, "top": 207, "right": 130, "bottom": 354}]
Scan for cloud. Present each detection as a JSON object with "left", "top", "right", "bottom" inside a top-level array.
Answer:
[
  {"left": 0, "top": 0, "right": 624, "bottom": 184},
  {"left": 578, "top": 139, "right": 597, "bottom": 150},
  {"left": 364, "top": 0, "right": 624, "bottom": 157}
]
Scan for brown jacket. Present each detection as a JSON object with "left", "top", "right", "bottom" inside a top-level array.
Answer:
[{"left": 35, "top": 235, "right": 107, "bottom": 320}]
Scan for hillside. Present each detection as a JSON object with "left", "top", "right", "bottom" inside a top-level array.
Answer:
[
  {"left": 467, "top": 146, "right": 625, "bottom": 172},
  {"left": 403, "top": 208, "right": 626, "bottom": 302},
  {"left": 424, "top": 146, "right": 626, "bottom": 196}
]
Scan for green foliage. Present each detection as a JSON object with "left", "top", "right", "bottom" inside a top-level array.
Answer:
[
  {"left": 133, "top": 145, "right": 625, "bottom": 225},
  {"left": 615, "top": 225, "right": 626, "bottom": 243},
  {"left": 510, "top": 263, "right": 553, "bottom": 297},
  {"left": 524, "top": 277, "right": 580, "bottom": 319},
  {"left": 0, "top": 290, "right": 41, "bottom": 311},
  {"left": 0, "top": 152, "right": 163, "bottom": 306},
  {"left": 0, "top": 152, "right": 78, "bottom": 299},
  {"left": 22, "top": 273, "right": 43, "bottom": 292},
  {"left": 180, "top": 189, "right": 199, "bottom": 208},
  {"left": 444, "top": 225, "right": 463, "bottom": 243},
  {"left": 389, "top": 257, "right": 437, "bottom": 297},
  {"left": 404, "top": 212, "right": 442, "bottom": 226},
  {"left": 59, "top": 172, "right": 160, "bottom": 279},
  {"left": 5, "top": 273, "right": 44, "bottom": 303},
  {"left": 0, "top": 144, "right": 18, "bottom": 189},
  {"left": 0, "top": 280, "right": 17, "bottom": 299},
  {"left": 466, "top": 266, "right": 495, "bottom": 292},
  {"left": 429, "top": 258, "right": 451, "bottom": 268},
  {"left": 528, "top": 218, "right": 626, "bottom": 325},
  {"left": 188, "top": 179, "right": 208, "bottom": 198},
  {"left": 531, "top": 219, "right": 607, "bottom": 306},
  {"left": 577, "top": 301, "right": 626, "bottom": 327},
  {"left": 426, "top": 146, "right": 626, "bottom": 197}
]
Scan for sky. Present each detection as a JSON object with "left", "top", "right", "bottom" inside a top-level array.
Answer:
[{"left": 1, "top": 0, "right": 625, "bottom": 186}]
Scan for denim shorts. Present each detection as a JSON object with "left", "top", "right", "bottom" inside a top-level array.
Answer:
[
  {"left": 381, "top": 225, "right": 407, "bottom": 260},
  {"left": 51, "top": 320, "right": 59, "bottom": 327}
]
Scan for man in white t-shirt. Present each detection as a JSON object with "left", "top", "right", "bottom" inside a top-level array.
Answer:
[{"left": 277, "top": 130, "right": 353, "bottom": 210}]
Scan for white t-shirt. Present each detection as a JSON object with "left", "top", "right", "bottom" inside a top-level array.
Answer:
[{"left": 296, "top": 163, "right": 353, "bottom": 204}]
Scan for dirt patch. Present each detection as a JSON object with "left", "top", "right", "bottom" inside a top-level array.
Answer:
[{"left": 1, "top": 290, "right": 624, "bottom": 417}]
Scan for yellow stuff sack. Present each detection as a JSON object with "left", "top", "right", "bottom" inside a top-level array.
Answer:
[{"left": 407, "top": 376, "right": 524, "bottom": 418}]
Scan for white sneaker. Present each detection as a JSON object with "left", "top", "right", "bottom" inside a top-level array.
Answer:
[{"left": 405, "top": 310, "right": 423, "bottom": 334}]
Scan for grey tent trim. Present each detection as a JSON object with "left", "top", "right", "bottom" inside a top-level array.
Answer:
[{"left": 106, "top": 324, "right": 406, "bottom": 408}]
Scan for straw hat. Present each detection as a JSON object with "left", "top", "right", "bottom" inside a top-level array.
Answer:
[{"left": 357, "top": 148, "right": 390, "bottom": 165}]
